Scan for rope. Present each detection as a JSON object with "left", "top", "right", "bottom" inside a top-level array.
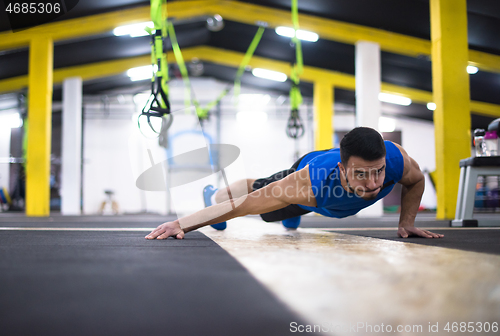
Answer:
[
  {"left": 137, "top": 0, "right": 172, "bottom": 135},
  {"left": 140, "top": 0, "right": 265, "bottom": 129},
  {"left": 168, "top": 24, "right": 265, "bottom": 120},
  {"left": 286, "top": 0, "right": 305, "bottom": 139},
  {"left": 234, "top": 26, "right": 265, "bottom": 102}
]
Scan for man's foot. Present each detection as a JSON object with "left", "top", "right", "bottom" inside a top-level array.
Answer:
[
  {"left": 203, "top": 185, "right": 227, "bottom": 230},
  {"left": 282, "top": 216, "right": 301, "bottom": 229}
]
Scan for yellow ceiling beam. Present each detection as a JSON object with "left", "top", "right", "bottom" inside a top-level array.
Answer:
[
  {"left": 208, "top": 1, "right": 500, "bottom": 74},
  {"left": 0, "top": 46, "right": 353, "bottom": 92},
  {"left": 211, "top": 1, "right": 430, "bottom": 58},
  {"left": 468, "top": 50, "right": 500, "bottom": 74},
  {"left": 0, "top": 55, "right": 151, "bottom": 93},
  {"left": 53, "top": 55, "right": 152, "bottom": 82},
  {"left": 180, "top": 46, "right": 356, "bottom": 89},
  {"left": 380, "top": 83, "right": 432, "bottom": 103},
  {"left": 0, "top": 76, "right": 29, "bottom": 94},
  {"left": 0, "top": 1, "right": 211, "bottom": 51},
  {"left": 184, "top": 47, "right": 435, "bottom": 106},
  {"left": 0, "top": 1, "right": 498, "bottom": 74},
  {"left": 469, "top": 101, "right": 500, "bottom": 118},
  {"left": 0, "top": 45, "right": 498, "bottom": 118}
]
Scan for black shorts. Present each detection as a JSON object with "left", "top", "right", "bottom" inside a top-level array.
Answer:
[{"left": 251, "top": 150, "right": 328, "bottom": 222}]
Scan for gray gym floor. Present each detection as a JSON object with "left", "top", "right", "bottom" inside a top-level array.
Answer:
[
  {"left": 297, "top": 213, "right": 500, "bottom": 255},
  {"left": 1, "top": 213, "right": 499, "bottom": 335},
  {"left": 0, "top": 214, "right": 318, "bottom": 336}
]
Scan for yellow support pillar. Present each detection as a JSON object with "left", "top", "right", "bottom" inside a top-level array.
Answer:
[
  {"left": 430, "top": 0, "right": 471, "bottom": 219},
  {"left": 26, "top": 36, "right": 54, "bottom": 217},
  {"left": 313, "top": 81, "right": 334, "bottom": 150}
]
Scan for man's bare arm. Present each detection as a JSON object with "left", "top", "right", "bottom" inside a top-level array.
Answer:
[
  {"left": 396, "top": 143, "right": 425, "bottom": 227},
  {"left": 146, "top": 166, "right": 317, "bottom": 239},
  {"left": 393, "top": 143, "right": 443, "bottom": 238}
]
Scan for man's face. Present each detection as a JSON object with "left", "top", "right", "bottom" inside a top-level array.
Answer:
[{"left": 339, "top": 156, "right": 386, "bottom": 200}]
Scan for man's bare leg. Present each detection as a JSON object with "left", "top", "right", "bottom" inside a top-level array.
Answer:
[{"left": 214, "top": 178, "right": 256, "bottom": 204}]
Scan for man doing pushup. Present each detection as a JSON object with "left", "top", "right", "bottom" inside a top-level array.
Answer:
[{"left": 146, "top": 127, "right": 444, "bottom": 240}]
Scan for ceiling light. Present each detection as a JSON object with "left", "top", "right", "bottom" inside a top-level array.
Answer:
[
  {"left": 275, "top": 26, "right": 319, "bottom": 42},
  {"left": 252, "top": 68, "right": 287, "bottom": 82},
  {"left": 427, "top": 102, "right": 436, "bottom": 111},
  {"left": 378, "top": 93, "right": 412, "bottom": 106},
  {"left": 113, "top": 21, "right": 154, "bottom": 37},
  {"left": 127, "top": 65, "right": 157, "bottom": 81},
  {"left": 0, "top": 112, "right": 23, "bottom": 129},
  {"left": 275, "top": 26, "right": 295, "bottom": 38},
  {"left": 296, "top": 30, "right": 319, "bottom": 42},
  {"left": 379, "top": 117, "right": 396, "bottom": 133},
  {"left": 467, "top": 65, "right": 478, "bottom": 74}
]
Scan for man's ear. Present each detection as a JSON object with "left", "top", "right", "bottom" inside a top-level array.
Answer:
[{"left": 338, "top": 162, "right": 346, "bottom": 175}]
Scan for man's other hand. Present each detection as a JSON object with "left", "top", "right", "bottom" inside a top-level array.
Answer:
[
  {"left": 398, "top": 226, "right": 444, "bottom": 239},
  {"left": 146, "top": 221, "right": 185, "bottom": 240}
]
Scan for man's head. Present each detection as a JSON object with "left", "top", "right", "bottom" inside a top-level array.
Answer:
[{"left": 339, "top": 127, "right": 387, "bottom": 200}]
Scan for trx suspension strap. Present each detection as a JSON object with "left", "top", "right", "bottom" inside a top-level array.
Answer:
[
  {"left": 195, "top": 26, "right": 264, "bottom": 118},
  {"left": 168, "top": 24, "right": 265, "bottom": 120},
  {"left": 286, "top": 0, "right": 305, "bottom": 139},
  {"left": 167, "top": 22, "right": 204, "bottom": 117},
  {"left": 138, "top": 0, "right": 172, "bottom": 134},
  {"left": 233, "top": 26, "right": 265, "bottom": 103}
]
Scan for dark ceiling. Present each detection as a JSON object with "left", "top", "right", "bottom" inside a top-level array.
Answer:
[{"left": 0, "top": 0, "right": 499, "bottom": 129}]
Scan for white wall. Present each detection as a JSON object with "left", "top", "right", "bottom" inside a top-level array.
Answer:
[
  {"left": 81, "top": 78, "right": 437, "bottom": 215},
  {"left": 0, "top": 123, "right": 11, "bottom": 192},
  {"left": 395, "top": 117, "right": 437, "bottom": 209},
  {"left": 82, "top": 99, "right": 169, "bottom": 215},
  {"left": 0, "top": 106, "right": 22, "bottom": 195},
  {"left": 82, "top": 79, "right": 313, "bottom": 215}
]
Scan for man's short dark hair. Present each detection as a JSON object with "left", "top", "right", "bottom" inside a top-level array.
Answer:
[{"left": 340, "top": 127, "right": 386, "bottom": 165}]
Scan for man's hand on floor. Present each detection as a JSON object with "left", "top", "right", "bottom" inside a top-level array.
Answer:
[
  {"left": 146, "top": 221, "right": 185, "bottom": 240},
  {"left": 398, "top": 226, "right": 444, "bottom": 239}
]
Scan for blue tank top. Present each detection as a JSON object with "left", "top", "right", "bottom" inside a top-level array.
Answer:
[{"left": 296, "top": 141, "right": 404, "bottom": 218}]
